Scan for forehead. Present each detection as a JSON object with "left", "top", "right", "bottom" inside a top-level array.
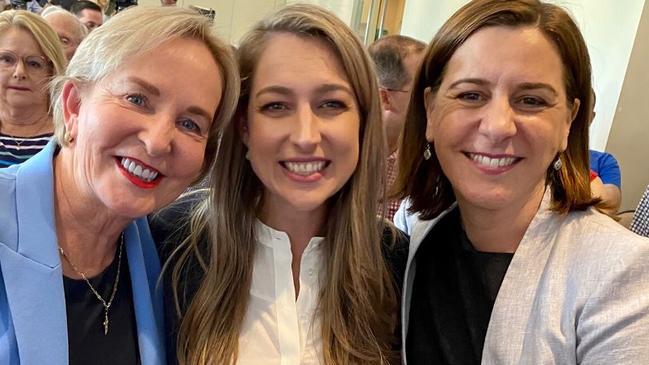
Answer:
[
  {"left": 0, "top": 27, "right": 42, "bottom": 55},
  {"left": 47, "top": 15, "right": 79, "bottom": 36},
  {"left": 443, "top": 26, "right": 565, "bottom": 89},
  {"left": 79, "top": 9, "right": 102, "bottom": 22},
  {"left": 252, "top": 33, "right": 351, "bottom": 92}
]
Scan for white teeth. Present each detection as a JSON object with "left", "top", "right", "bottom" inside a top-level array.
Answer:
[
  {"left": 120, "top": 157, "right": 159, "bottom": 182},
  {"left": 284, "top": 161, "right": 326, "bottom": 176},
  {"left": 469, "top": 153, "right": 516, "bottom": 168}
]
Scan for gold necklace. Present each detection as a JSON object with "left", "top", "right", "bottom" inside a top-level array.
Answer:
[{"left": 59, "top": 233, "right": 124, "bottom": 335}]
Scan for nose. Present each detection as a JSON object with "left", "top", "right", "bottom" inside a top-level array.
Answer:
[
  {"left": 138, "top": 115, "right": 175, "bottom": 157},
  {"left": 12, "top": 60, "right": 27, "bottom": 80},
  {"left": 289, "top": 105, "right": 321, "bottom": 151},
  {"left": 478, "top": 95, "right": 517, "bottom": 143}
]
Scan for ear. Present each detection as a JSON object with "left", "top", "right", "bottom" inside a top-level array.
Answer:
[
  {"left": 423, "top": 87, "right": 436, "bottom": 143},
  {"left": 379, "top": 87, "right": 394, "bottom": 112},
  {"left": 560, "top": 97, "right": 580, "bottom": 151},
  {"left": 61, "top": 81, "right": 83, "bottom": 144}
]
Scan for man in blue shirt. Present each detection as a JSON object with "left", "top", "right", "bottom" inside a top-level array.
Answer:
[{"left": 589, "top": 90, "right": 622, "bottom": 213}]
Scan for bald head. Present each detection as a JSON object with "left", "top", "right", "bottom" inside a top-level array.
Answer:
[{"left": 44, "top": 10, "right": 87, "bottom": 61}]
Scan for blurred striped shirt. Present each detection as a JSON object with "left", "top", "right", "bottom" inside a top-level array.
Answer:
[{"left": 0, "top": 133, "right": 52, "bottom": 168}]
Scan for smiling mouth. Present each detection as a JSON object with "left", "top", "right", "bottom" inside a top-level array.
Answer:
[
  {"left": 7, "top": 86, "right": 31, "bottom": 91},
  {"left": 117, "top": 157, "right": 162, "bottom": 183},
  {"left": 281, "top": 160, "right": 330, "bottom": 176},
  {"left": 465, "top": 152, "right": 522, "bottom": 168}
]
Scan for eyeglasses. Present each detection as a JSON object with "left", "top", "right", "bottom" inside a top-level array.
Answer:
[{"left": 0, "top": 50, "right": 52, "bottom": 76}]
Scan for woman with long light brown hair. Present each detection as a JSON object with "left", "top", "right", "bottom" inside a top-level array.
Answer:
[{"left": 151, "top": 4, "right": 406, "bottom": 365}]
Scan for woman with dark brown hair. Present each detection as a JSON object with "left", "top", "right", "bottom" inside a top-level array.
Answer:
[{"left": 393, "top": 0, "right": 649, "bottom": 363}]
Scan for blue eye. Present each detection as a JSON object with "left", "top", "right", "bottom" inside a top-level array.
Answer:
[
  {"left": 178, "top": 118, "right": 200, "bottom": 133},
  {"left": 126, "top": 94, "right": 147, "bottom": 106}
]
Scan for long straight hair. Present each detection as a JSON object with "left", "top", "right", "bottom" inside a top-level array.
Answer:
[{"left": 173, "top": 4, "right": 397, "bottom": 364}]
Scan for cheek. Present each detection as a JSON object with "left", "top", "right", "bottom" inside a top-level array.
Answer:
[{"left": 177, "top": 144, "right": 207, "bottom": 179}]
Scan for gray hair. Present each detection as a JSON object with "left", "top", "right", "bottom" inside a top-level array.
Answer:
[
  {"left": 43, "top": 8, "right": 89, "bottom": 42},
  {"left": 50, "top": 6, "right": 240, "bottom": 179},
  {"left": 368, "top": 34, "right": 425, "bottom": 90}
]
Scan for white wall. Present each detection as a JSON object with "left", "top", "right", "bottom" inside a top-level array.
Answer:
[{"left": 400, "top": 0, "right": 646, "bottom": 151}]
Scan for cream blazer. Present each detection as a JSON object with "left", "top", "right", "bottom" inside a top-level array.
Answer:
[{"left": 395, "top": 193, "right": 649, "bottom": 364}]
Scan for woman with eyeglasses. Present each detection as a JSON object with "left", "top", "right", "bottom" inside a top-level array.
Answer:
[{"left": 0, "top": 10, "right": 66, "bottom": 167}]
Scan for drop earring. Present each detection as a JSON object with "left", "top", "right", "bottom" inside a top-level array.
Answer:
[
  {"left": 423, "top": 143, "right": 432, "bottom": 160},
  {"left": 553, "top": 156, "right": 562, "bottom": 171}
]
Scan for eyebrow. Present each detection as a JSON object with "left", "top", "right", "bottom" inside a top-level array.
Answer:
[
  {"left": 254, "top": 83, "right": 354, "bottom": 98},
  {"left": 447, "top": 78, "right": 559, "bottom": 95},
  {"left": 447, "top": 78, "right": 490, "bottom": 89},
  {"left": 516, "top": 82, "right": 558, "bottom": 96},
  {"left": 128, "top": 76, "right": 160, "bottom": 97},
  {"left": 127, "top": 77, "right": 214, "bottom": 122}
]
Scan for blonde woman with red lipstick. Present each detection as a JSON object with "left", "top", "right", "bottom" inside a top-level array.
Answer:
[
  {"left": 0, "top": 7, "right": 239, "bottom": 365},
  {"left": 0, "top": 10, "right": 66, "bottom": 167},
  {"left": 151, "top": 4, "right": 407, "bottom": 365},
  {"left": 393, "top": 0, "right": 649, "bottom": 364}
]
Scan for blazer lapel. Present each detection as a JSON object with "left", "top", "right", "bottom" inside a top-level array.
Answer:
[
  {"left": 482, "top": 191, "right": 562, "bottom": 364},
  {"left": 0, "top": 141, "right": 69, "bottom": 364},
  {"left": 125, "top": 221, "right": 165, "bottom": 365}
]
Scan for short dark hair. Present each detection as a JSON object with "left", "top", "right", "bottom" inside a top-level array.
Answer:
[
  {"left": 394, "top": 0, "right": 596, "bottom": 219},
  {"left": 71, "top": 0, "right": 102, "bottom": 15},
  {"left": 368, "top": 35, "right": 425, "bottom": 90}
]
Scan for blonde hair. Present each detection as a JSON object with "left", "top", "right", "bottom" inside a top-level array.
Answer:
[
  {"left": 0, "top": 10, "right": 67, "bottom": 111},
  {"left": 50, "top": 6, "right": 239, "bottom": 179},
  {"left": 173, "top": 4, "right": 397, "bottom": 364}
]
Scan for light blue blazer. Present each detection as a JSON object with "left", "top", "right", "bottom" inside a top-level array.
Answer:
[{"left": 0, "top": 141, "right": 166, "bottom": 365}]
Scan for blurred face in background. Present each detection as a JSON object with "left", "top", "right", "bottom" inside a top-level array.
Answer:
[
  {"left": 0, "top": 27, "right": 52, "bottom": 110},
  {"left": 78, "top": 8, "right": 103, "bottom": 31},
  {"left": 44, "top": 12, "right": 85, "bottom": 61}
]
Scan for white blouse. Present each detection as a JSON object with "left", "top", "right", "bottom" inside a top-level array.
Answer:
[{"left": 237, "top": 221, "right": 325, "bottom": 365}]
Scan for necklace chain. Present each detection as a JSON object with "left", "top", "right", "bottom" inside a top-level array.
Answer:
[{"left": 59, "top": 233, "right": 124, "bottom": 335}]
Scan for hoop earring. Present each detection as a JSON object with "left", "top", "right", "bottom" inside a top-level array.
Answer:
[
  {"left": 423, "top": 143, "right": 432, "bottom": 161},
  {"left": 553, "top": 156, "right": 562, "bottom": 171}
]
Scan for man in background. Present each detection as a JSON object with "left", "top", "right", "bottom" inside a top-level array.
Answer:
[
  {"left": 43, "top": 9, "right": 88, "bottom": 60},
  {"left": 368, "top": 35, "right": 425, "bottom": 219},
  {"left": 71, "top": 0, "right": 103, "bottom": 31},
  {"left": 589, "top": 89, "right": 622, "bottom": 214}
]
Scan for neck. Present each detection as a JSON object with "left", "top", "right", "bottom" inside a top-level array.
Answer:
[
  {"left": 0, "top": 105, "right": 52, "bottom": 137},
  {"left": 259, "top": 199, "right": 326, "bottom": 298},
  {"left": 458, "top": 182, "right": 546, "bottom": 253},
  {"left": 54, "top": 151, "right": 130, "bottom": 278}
]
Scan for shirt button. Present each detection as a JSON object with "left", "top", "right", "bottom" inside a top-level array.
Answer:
[{"left": 308, "top": 268, "right": 314, "bottom": 277}]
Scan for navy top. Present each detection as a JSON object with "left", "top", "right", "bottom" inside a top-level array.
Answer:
[
  {"left": 0, "top": 132, "right": 52, "bottom": 167},
  {"left": 406, "top": 208, "right": 513, "bottom": 364},
  {"left": 589, "top": 150, "right": 621, "bottom": 188}
]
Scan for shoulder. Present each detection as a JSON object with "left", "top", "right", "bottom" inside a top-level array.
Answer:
[
  {"left": 381, "top": 222, "right": 410, "bottom": 291},
  {"left": 149, "top": 189, "right": 208, "bottom": 260},
  {"left": 557, "top": 209, "right": 649, "bottom": 275}
]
